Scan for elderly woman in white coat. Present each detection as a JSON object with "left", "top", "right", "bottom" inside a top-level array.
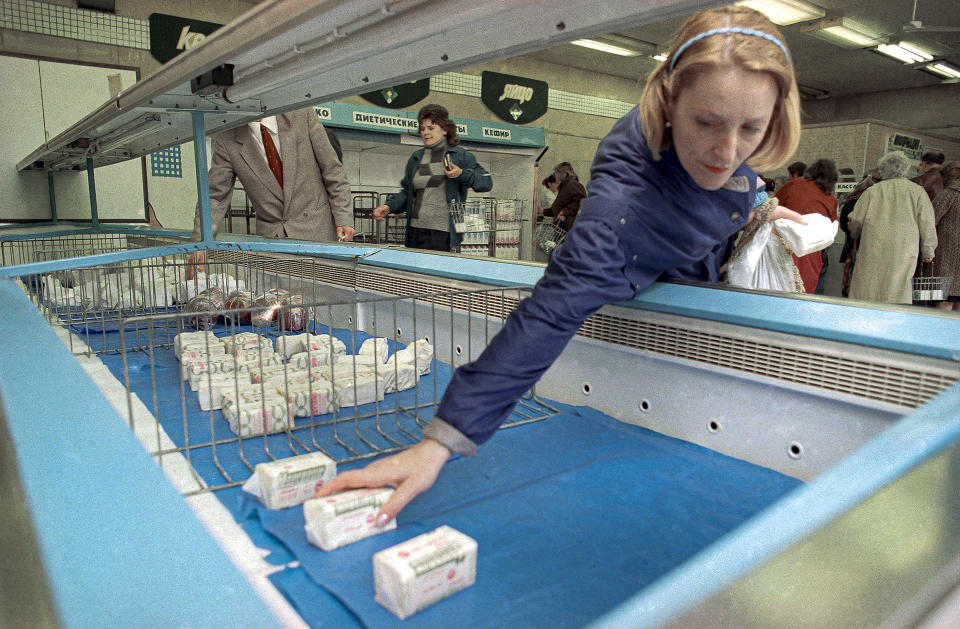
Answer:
[{"left": 848, "top": 151, "right": 937, "bottom": 304}]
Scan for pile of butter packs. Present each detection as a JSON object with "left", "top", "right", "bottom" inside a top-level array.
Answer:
[
  {"left": 174, "top": 330, "right": 434, "bottom": 438},
  {"left": 243, "top": 450, "right": 478, "bottom": 620}
]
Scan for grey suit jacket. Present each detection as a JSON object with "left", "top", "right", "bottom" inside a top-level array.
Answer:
[{"left": 192, "top": 108, "right": 352, "bottom": 241}]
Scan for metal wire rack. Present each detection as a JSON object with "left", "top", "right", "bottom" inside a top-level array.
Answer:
[
  {"left": 913, "top": 264, "right": 952, "bottom": 302},
  {"left": 13, "top": 242, "right": 558, "bottom": 495},
  {"left": 449, "top": 198, "right": 524, "bottom": 258}
]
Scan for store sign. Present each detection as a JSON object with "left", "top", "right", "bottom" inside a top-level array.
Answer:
[
  {"left": 480, "top": 71, "right": 548, "bottom": 124},
  {"left": 360, "top": 79, "right": 430, "bottom": 109},
  {"left": 149, "top": 13, "right": 223, "bottom": 64}
]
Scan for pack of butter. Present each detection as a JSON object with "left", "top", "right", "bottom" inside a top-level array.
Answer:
[
  {"left": 222, "top": 398, "right": 293, "bottom": 437},
  {"left": 358, "top": 337, "right": 390, "bottom": 363},
  {"left": 379, "top": 357, "right": 419, "bottom": 393},
  {"left": 249, "top": 363, "right": 302, "bottom": 385},
  {"left": 332, "top": 372, "right": 385, "bottom": 407},
  {"left": 174, "top": 330, "right": 220, "bottom": 357},
  {"left": 394, "top": 339, "right": 434, "bottom": 375},
  {"left": 373, "top": 525, "right": 477, "bottom": 619},
  {"left": 242, "top": 451, "right": 337, "bottom": 509},
  {"left": 187, "top": 359, "right": 251, "bottom": 391},
  {"left": 275, "top": 333, "right": 312, "bottom": 358},
  {"left": 303, "top": 487, "right": 395, "bottom": 551},
  {"left": 289, "top": 349, "right": 339, "bottom": 370},
  {"left": 283, "top": 382, "right": 338, "bottom": 417},
  {"left": 196, "top": 373, "right": 249, "bottom": 411},
  {"left": 223, "top": 332, "right": 271, "bottom": 352}
]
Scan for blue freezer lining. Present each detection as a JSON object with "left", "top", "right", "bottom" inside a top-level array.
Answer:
[
  {"left": 248, "top": 408, "right": 802, "bottom": 629},
  {"left": 96, "top": 316, "right": 802, "bottom": 628}
]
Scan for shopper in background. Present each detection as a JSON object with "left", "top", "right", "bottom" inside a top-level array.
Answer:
[
  {"left": 775, "top": 158, "right": 838, "bottom": 292},
  {"left": 372, "top": 104, "right": 492, "bottom": 252},
  {"left": 847, "top": 151, "right": 937, "bottom": 304},
  {"left": 316, "top": 5, "right": 806, "bottom": 525},
  {"left": 187, "top": 108, "right": 354, "bottom": 277},
  {"left": 770, "top": 159, "right": 807, "bottom": 201},
  {"left": 912, "top": 150, "right": 946, "bottom": 202},
  {"left": 838, "top": 168, "right": 881, "bottom": 297},
  {"left": 541, "top": 162, "right": 587, "bottom": 232},
  {"left": 539, "top": 174, "right": 558, "bottom": 214},
  {"left": 932, "top": 161, "right": 960, "bottom": 311}
]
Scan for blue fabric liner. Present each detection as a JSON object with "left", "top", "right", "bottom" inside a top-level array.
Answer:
[{"left": 96, "top": 322, "right": 803, "bottom": 628}]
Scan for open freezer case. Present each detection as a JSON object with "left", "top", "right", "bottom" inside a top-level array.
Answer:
[{"left": 4, "top": 0, "right": 960, "bottom": 626}]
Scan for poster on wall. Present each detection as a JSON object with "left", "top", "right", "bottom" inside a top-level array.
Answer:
[
  {"left": 360, "top": 79, "right": 430, "bottom": 109},
  {"left": 481, "top": 71, "right": 548, "bottom": 124},
  {"left": 149, "top": 14, "right": 223, "bottom": 64}
]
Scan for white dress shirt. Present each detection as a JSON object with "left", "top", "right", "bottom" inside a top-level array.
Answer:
[{"left": 247, "top": 115, "right": 282, "bottom": 163}]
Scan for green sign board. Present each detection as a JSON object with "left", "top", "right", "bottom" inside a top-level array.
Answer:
[
  {"left": 480, "top": 71, "right": 548, "bottom": 124},
  {"left": 360, "top": 79, "right": 430, "bottom": 109},
  {"left": 149, "top": 13, "right": 223, "bottom": 65},
  {"left": 313, "top": 102, "right": 545, "bottom": 148}
]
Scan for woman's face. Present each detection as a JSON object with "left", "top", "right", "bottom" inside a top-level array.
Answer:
[
  {"left": 419, "top": 118, "right": 446, "bottom": 145},
  {"left": 548, "top": 181, "right": 559, "bottom": 193},
  {"left": 668, "top": 66, "right": 778, "bottom": 190}
]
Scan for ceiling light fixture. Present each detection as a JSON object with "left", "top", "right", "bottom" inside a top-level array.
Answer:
[
  {"left": 570, "top": 38, "right": 641, "bottom": 57},
  {"left": 876, "top": 42, "right": 934, "bottom": 64},
  {"left": 734, "top": 0, "right": 825, "bottom": 26},
  {"left": 652, "top": 52, "right": 668, "bottom": 62},
  {"left": 924, "top": 62, "right": 960, "bottom": 79},
  {"left": 801, "top": 16, "right": 883, "bottom": 48}
]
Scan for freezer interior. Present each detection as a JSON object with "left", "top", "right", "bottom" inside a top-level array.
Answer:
[{"left": 2, "top": 229, "right": 959, "bottom": 628}]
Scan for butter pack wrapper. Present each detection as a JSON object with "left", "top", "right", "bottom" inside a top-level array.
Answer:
[
  {"left": 332, "top": 372, "right": 385, "bottom": 407},
  {"left": 284, "top": 382, "right": 338, "bottom": 417},
  {"left": 174, "top": 330, "right": 220, "bottom": 357},
  {"left": 249, "top": 363, "right": 303, "bottom": 385},
  {"left": 380, "top": 358, "right": 419, "bottom": 393},
  {"left": 394, "top": 339, "right": 434, "bottom": 375},
  {"left": 187, "top": 359, "right": 251, "bottom": 390},
  {"left": 275, "top": 333, "right": 312, "bottom": 358},
  {"left": 304, "top": 487, "right": 395, "bottom": 551},
  {"left": 222, "top": 398, "right": 293, "bottom": 437},
  {"left": 223, "top": 332, "right": 271, "bottom": 352},
  {"left": 196, "top": 373, "right": 249, "bottom": 411},
  {"left": 373, "top": 525, "right": 477, "bottom": 619},
  {"left": 242, "top": 451, "right": 337, "bottom": 510}
]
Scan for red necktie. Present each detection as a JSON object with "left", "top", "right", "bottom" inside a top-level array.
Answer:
[{"left": 260, "top": 124, "right": 283, "bottom": 189}]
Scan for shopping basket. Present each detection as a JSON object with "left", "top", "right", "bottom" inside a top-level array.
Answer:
[
  {"left": 449, "top": 200, "right": 493, "bottom": 233},
  {"left": 912, "top": 263, "right": 952, "bottom": 302},
  {"left": 534, "top": 218, "right": 567, "bottom": 255}
]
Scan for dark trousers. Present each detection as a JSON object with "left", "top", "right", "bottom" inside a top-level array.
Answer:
[{"left": 405, "top": 227, "right": 451, "bottom": 252}]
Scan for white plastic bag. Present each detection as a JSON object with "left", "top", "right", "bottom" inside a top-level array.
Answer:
[
  {"left": 774, "top": 215, "right": 838, "bottom": 257},
  {"left": 727, "top": 221, "right": 800, "bottom": 292}
]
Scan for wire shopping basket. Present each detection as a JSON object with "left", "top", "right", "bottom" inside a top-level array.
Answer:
[
  {"left": 534, "top": 218, "right": 567, "bottom": 255},
  {"left": 912, "top": 263, "right": 952, "bottom": 302},
  {"left": 449, "top": 200, "right": 494, "bottom": 233}
]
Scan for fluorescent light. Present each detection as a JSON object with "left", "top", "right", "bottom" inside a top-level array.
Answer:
[
  {"left": 570, "top": 38, "right": 641, "bottom": 57},
  {"left": 802, "top": 17, "right": 883, "bottom": 48},
  {"left": 652, "top": 53, "right": 668, "bottom": 62},
  {"left": 876, "top": 42, "right": 934, "bottom": 63},
  {"left": 734, "top": 0, "right": 824, "bottom": 26},
  {"left": 97, "top": 114, "right": 162, "bottom": 152},
  {"left": 899, "top": 42, "right": 934, "bottom": 61},
  {"left": 925, "top": 62, "right": 960, "bottom": 79}
]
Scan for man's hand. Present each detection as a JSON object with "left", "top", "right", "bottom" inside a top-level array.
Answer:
[
  {"left": 337, "top": 225, "right": 356, "bottom": 242},
  {"left": 372, "top": 204, "right": 390, "bottom": 222},
  {"left": 186, "top": 250, "right": 206, "bottom": 280}
]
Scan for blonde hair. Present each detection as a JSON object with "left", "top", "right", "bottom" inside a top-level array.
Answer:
[{"left": 639, "top": 5, "right": 801, "bottom": 171}]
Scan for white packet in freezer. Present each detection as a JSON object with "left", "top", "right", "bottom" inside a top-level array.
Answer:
[
  {"left": 275, "top": 333, "right": 312, "bottom": 358},
  {"left": 196, "top": 373, "right": 249, "bottom": 411},
  {"left": 380, "top": 358, "right": 419, "bottom": 393},
  {"left": 224, "top": 332, "right": 270, "bottom": 352},
  {"left": 394, "top": 339, "right": 433, "bottom": 375},
  {"left": 174, "top": 330, "right": 220, "bottom": 357},
  {"left": 187, "top": 359, "right": 251, "bottom": 390},
  {"left": 373, "top": 525, "right": 478, "bottom": 620},
  {"left": 242, "top": 451, "right": 337, "bottom": 509},
  {"left": 249, "top": 363, "right": 303, "bottom": 384},
  {"left": 221, "top": 398, "right": 293, "bottom": 437},
  {"left": 283, "top": 382, "right": 338, "bottom": 417},
  {"left": 332, "top": 372, "right": 385, "bottom": 407},
  {"left": 358, "top": 337, "right": 390, "bottom": 363},
  {"left": 303, "top": 487, "right": 395, "bottom": 551}
]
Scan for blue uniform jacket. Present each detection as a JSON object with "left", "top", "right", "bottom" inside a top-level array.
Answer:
[
  {"left": 385, "top": 144, "right": 493, "bottom": 248},
  {"left": 427, "top": 107, "right": 760, "bottom": 454}
]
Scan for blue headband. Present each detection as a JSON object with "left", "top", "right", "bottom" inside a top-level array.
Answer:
[{"left": 668, "top": 27, "right": 790, "bottom": 74}]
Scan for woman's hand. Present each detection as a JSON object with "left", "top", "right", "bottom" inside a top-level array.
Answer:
[
  {"left": 444, "top": 162, "right": 462, "bottom": 179},
  {"left": 314, "top": 437, "right": 452, "bottom": 527},
  {"left": 770, "top": 205, "right": 807, "bottom": 225},
  {"left": 372, "top": 204, "right": 390, "bottom": 222}
]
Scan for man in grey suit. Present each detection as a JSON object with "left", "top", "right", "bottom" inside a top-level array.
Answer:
[{"left": 189, "top": 107, "right": 354, "bottom": 273}]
